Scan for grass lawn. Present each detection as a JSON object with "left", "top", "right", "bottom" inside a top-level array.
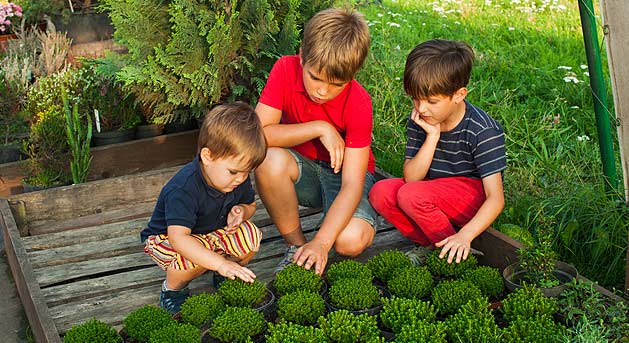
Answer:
[{"left": 355, "top": 0, "right": 628, "bottom": 290}]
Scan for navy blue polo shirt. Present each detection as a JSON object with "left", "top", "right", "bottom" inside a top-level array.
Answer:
[{"left": 140, "top": 156, "right": 256, "bottom": 241}]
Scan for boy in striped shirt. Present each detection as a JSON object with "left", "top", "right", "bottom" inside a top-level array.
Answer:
[{"left": 369, "top": 39, "right": 506, "bottom": 264}]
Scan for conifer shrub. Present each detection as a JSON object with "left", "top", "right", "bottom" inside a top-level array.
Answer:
[
  {"left": 265, "top": 321, "right": 326, "bottom": 343},
  {"left": 380, "top": 297, "right": 437, "bottom": 334},
  {"left": 327, "top": 278, "right": 381, "bottom": 311},
  {"left": 218, "top": 278, "right": 267, "bottom": 308},
  {"left": 462, "top": 266, "right": 504, "bottom": 298},
  {"left": 325, "top": 259, "right": 373, "bottom": 285},
  {"left": 501, "top": 315, "right": 566, "bottom": 343},
  {"left": 395, "top": 321, "right": 448, "bottom": 343},
  {"left": 179, "top": 293, "right": 226, "bottom": 327},
  {"left": 63, "top": 319, "right": 122, "bottom": 343},
  {"left": 387, "top": 266, "right": 433, "bottom": 299},
  {"left": 445, "top": 297, "right": 501, "bottom": 343},
  {"left": 273, "top": 263, "right": 324, "bottom": 296},
  {"left": 208, "top": 307, "right": 266, "bottom": 343},
  {"left": 501, "top": 285, "right": 558, "bottom": 322},
  {"left": 425, "top": 249, "right": 478, "bottom": 278},
  {"left": 318, "top": 310, "right": 383, "bottom": 343},
  {"left": 277, "top": 289, "right": 325, "bottom": 325},
  {"left": 431, "top": 279, "right": 483, "bottom": 316},
  {"left": 366, "top": 249, "right": 413, "bottom": 283},
  {"left": 123, "top": 305, "right": 173, "bottom": 343},
  {"left": 148, "top": 323, "right": 200, "bottom": 343}
]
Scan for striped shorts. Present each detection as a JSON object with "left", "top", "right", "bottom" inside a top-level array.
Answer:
[{"left": 144, "top": 220, "right": 262, "bottom": 271}]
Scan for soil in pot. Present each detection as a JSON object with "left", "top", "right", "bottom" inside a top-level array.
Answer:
[{"left": 503, "top": 261, "right": 578, "bottom": 297}]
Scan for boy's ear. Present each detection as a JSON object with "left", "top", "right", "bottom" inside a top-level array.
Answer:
[
  {"left": 199, "top": 147, "right": 213, "bottom": 163},
  {"left": 453, "top": 87, "right": 468, "bottom": 104}
]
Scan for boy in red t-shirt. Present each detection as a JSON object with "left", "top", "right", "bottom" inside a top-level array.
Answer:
[{"left": 254, "top": 8, "right": 375, "bottom": 275}]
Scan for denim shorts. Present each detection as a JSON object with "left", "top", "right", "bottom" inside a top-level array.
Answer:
[{"left": 289, "top": 150, "right": 377, "bottom": 229}]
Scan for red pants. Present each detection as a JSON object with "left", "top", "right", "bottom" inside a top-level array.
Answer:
[{"left": 368, "top": 177, "right": 485, "bottom": 246}]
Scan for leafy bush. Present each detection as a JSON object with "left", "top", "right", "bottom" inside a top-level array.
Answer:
[
  {"left": 318, "top": 310, "right": 383, "bottom": 343},
  {"left": 208, "top": 306, "right": 266, "bottom": 343},
  {"left": 387, "top": 266, "right": 432, "bottom": 299},
  {"left": 218, "top": 278, "right": 267, "bottom": 308},
  {"left": 63, "top": 319, "right": 121, "bottom": 343},
  {"left": 431, "top": 279, "right": 483, "bottom": 316},
  {"left": 366, "top": 249, "right": 413, "bottom": 283},
  {"left": 265, "top": 321, "right": 326, "bottom": 343},
  {"left": 501, "top": 285, "right": 558, "bottom": 322},
  {"left": 462, "top": 266, "right": 504, "bottom": 299},
  {"left": 325, "top": 259, "right": 373, "bottom": 285},
  {"left": 277, "top": 290, "right": 325, "bottom": 325},
  {"left": 395, "top": 321, "right": 447, "bottom": 343},
  {"left": 502, "top": 315, "right": 565, "bottom": 343},
  {"left": 180, "top": 293, "right": 225, "bottom": 327},
  {"left": 273, "top": 263, "right": 324, "bottom": 296},
  {"left": 380, "top": 297, "right": 436, "bottom": 334},
  {"left": 425, "top": 249, "right": 478, "bottom": 278},
  {"left": 148, "top": 322, "right": 200, "bottom": 343},
  {"left": 445, "top": 297, "right": 501, "bottom": 343},
  {"left": 327, "top": 278, "right": 381, "bottom": 311},
  {"left": 123, "top": 305, "right": 173, "bottom": 343}
]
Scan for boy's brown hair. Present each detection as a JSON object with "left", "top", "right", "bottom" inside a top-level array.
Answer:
[
  {"left": 197, "top": 102, "right": 267, "bottom": 170},
  {"left": 403, "top": 39, "right": 474, "bottom": 99},
  {"left": 300, "top": 8, "right": 370, "bottom": 82}
]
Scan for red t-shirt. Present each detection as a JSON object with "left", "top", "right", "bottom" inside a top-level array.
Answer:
[{"left": 258, "top": 55, "right": 376, "bottom": 173}]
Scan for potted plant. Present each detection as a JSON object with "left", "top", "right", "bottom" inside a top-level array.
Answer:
[
  {"left": 366, "top": 249, "right": 413, "bottom": 283},
  {"left": 430, "top": 279, "right": 484, "bottom": 316},
  {"left": 265, "top": 322, "right": 326, "bottom": 343},
  {"left": 273, "top": 263, "right": 324, "bottom": 296},
  {"left": 122, "top": 305, "right": 173, "bottom": 343},
  {"left": 395, "top": 321, "right": 447, "bottom": 343},
  {"left": 325, "top": 259, "right": 373, "bottom": 285},
  {"left": 445, "top": 297, "right": 501, "bottom": 343},
  {"left": 324, "top": 277, "right": 385, "bottom": 315},
  {"left": 206, "top": 306, "right": 266, "bottom": 343},
  {"left": 217, "top": 278, "right": 272, "bottom": 308},
  {"left": 501, "top": 315, "right": 565, "bottom": 343},
  {"left": 276, "top": 289, "right": 325, "bottom": 326},
  {"left": 0, "top": 2, "right": 22, "bottom": 50},
  {"left": 386, "top": 266, "right": 433, "bottom": 300},
  {"left": 501, "top": 285, "right": 558, "bottom": 323},
  {"left": 379, "top": 296, "right": 437, "bottom": 334},
  {"left": 148, "top": 322, "right": 200, "bottom": 343},
  {"left": 179, "top": 293, "right": 225, "bottom": 328},
  {"left": 63, "top": 318, "right": 122, "bottom": 343},
  {"left": 425, "top": 249, "right": 478, "bottom": 279},
  {"left": 317, "top": 310, "right": 383, "bottom": 343},
  {"left": 462, "top": 266, "right": 505, "bottom": 300}
]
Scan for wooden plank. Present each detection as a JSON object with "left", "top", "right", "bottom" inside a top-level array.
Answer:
[{"left": 0, "top": 199, "right": 61, "bottom": 343}]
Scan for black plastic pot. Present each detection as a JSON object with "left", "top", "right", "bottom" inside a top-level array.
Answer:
[
  {"left": 502, "top": 261, "right": 578, "bottom": 297},
  {"left": 0, "top": 143, "right": 24, "bottom": 164},
  {"left": 135, "top": 124, "right": 164, "bottom": 139},
  {"left": 92, "top": 128, "right": 136, "bottom": 146}
]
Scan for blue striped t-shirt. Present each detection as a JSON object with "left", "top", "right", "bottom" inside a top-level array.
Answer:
[{"left": 405, "top": 100, "right": 506, "bottom": 179}]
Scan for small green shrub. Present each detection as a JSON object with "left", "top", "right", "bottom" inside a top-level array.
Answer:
[
  {"left": 445, "top": 297, "right": 501, "bottom": 343},
  {"left": 63, "top": 318, "right": 121, "bottom": 343},
  {"left": 273, "top": 263, "right": 324, "bottom": 296},
  {"left": 502, "top": 285, "right": 558, "bottom": 322},
  {"left": 148, "top": 323, "right": 200, "bottom": 343},
  {"left": 327, "top": 278, "right": 381, "bottom": 311},
  {"left": 265, "top": 321, "right": 326, "bottom": 343},
  {"left": 277, "top": 290, "right": 325, "bottom": 325},
  {"left": 462, "top": 266, "right": 504, "bottom": 298},
  {"left": 209, "top": 306, "right": 266, "bottom": 343},
  {"left": 380, "top": 297, "right": 436, "bottom": 334},
  {"left": 366, "top": 249, "right": 413, "bottom": 283},
  {"left": 326, "top": 259, "right": 373, "bottom": 285},
  {"left": 387, "top": 266, "right": 433, "bottom": 299},
  {"left": 431, "top": 279, "right": 483, "bottom": 316},
  {"left": 318, "top": 310, "right": 383, "bottom": 343},
  {"left": 218, "top": 278, "right": 267, "bottom": 308},
  {"left": 395, "top": 321, "right": 448, "bottom": 343},
  {"left": 180, "top": 293, "right": 225, "bottom": 327},
  {"left": 502, "top": 315, "right": 565, "bottom": 343},
  {"left": 123, "top": 305, "right": 173, "bottom": 343},
  {"left": 425, "top": 249, "right": 478, "bottom": 278}
]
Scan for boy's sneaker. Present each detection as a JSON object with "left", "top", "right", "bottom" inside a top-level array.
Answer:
[
  {"left": 274, "top": 245, "right": 298, "bottom": 274},
  {"left": 405, "top": 245, "right": 434, "bottom": 266},
  {"left": 159, "top": 287, "right": 190, "bottom": 315},
  {"left": 212, "top": 273, "right": 226, "bottom": 290}
]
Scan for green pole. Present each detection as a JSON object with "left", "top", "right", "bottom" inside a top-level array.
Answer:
[{"left": 578, "top": 0, "right": 618, "bottom": 193}]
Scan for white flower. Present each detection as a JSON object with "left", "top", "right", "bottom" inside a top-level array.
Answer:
[
  {"left": 580, "top": 64, "right": 588, "bottom": 69},
  {"left": 395, "top": 45, "right": 400, "bottom": 50},
  {"left": 563, "top": 76, "right": 581, "bottom": 84},
  {"left": 387, "top": 22, "right": 400, "bottom": 27},
  {"left": 377, "top": 13, "right": 384, "bottom": 17},
  {"left": 583, "top": 72, "right": 589, "bottom": 77},
  {"left": 558, "top": 66, "right": 572, "bottom": 70},
  {"left": 577, "top": 135, "right": 590, "bottom": 141},
  {"left": 508, "top": 27, "right": 515, "bottom": 31},
  {"left": 570, "top": 106, "right": 580, "bottom": 109},
  {"left": 395, "top": 77, "right": 400, "bottom": 81}
]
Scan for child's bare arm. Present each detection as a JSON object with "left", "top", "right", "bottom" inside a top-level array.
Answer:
[
  {"left": 435, "top": 173, "right": 505, "bottom": 263},
  {"left": 403, "top": 109, "right": 441, "bottom": 182},
  {"left": 168, "top": 225, "right": 256, "bottom": 282},
  {"left": 226, "top": 201, "right": 256, "bottom": 233}
]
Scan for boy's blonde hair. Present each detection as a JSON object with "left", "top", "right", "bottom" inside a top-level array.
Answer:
[
  {"left": 404, "top": 39, "right": 474, "bottom": 99},
  {"left": 197, "top": 102, "right": 267, "bottom": 170},
  {"left": 301, "top": 8, "right": 370, "bottom": 82}
]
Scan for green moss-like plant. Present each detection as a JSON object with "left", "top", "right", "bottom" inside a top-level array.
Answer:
[
  {"left": 277, "top": 290, "right": 325, "bottom": 325},
  {"left": 273, "top": 263, "right": 324, "bottom": 296},
  {"left": 387, "top": 266, "right": 433, "bottom": 299},
  {"left": 148, "top": 323, "right": 200, "bottom": 343},
  {"left": 318, "top": 310, "right": 383, "bottom": 343},
  {"left": 218, "top": 278, "right": 267, "bottom": 308},
  {"left": 380, "top": 297, "right": 437, "bottom": 334},
  {"left": 445, "top": 297, "right": 501, "bottom": 343},
  {"left": 327, "top": 278, "right": 381, "bottom": 311},
  {"left": 501, "top": 315, "right": 565, "bottom": 343},
  {"left": 366, "top": 249, "right": 413, "bottom": 283},
  {"left": 123, "top": 305, "right": 173, "bottom": 343},
  {"left": 180, "top": 293, "right": 226, "bottom": 327},
  {"left": 431, "top": 279, "right": 483, "bottom": 316},
  {"left": 395, "top": 321, "right": 448, "bottom": 343},
  {"left": 265, "top": 321, "right": 326, "bottom": 343},
  {"left": 501, "top": 285, "right": 558, "bottom": 322},
  {"left": 325, "top": 259, "right": 373, "bottom": 285},
  {"left": 209, "top": 307, "right": 266, "bottom": 343},
  {"left": 425, "top": 249, "right": 478, "bottom": 278},
  {"left": 63, "top": 319, "right": 122, "bottom": 343},
  {"left": 462, "top": 266, "right": 504, "bottom": 298}
]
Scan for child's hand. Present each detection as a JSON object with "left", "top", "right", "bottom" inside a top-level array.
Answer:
[
  {"left": 435, "top": 233, "right": 471, "bottom": 264},
  {"left": 226, "top": 206, "right": 245, "bottom": 234},
  {"left": 318, "top": 122, "right": 345, "bottom": 173},
  {"left": 216, "top": 260, "right": 256, "bottom": 283},
  {"left": 411, "top": 109, "right": 441, "bottom": 136}
]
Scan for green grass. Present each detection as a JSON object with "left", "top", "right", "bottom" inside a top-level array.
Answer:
[{"left": 356, "top": 0, "right": 628, "bottom": 290}]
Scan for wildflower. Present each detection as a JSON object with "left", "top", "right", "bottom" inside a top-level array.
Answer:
[
  {"left": 558, "top": 66, "right": 572, "bottom": 70},
  {"left": 508, "top": 27, "right": 515, "bottom": 31},
  {"left": 563, "top": 76, "right": 581, "bottom": 84},
  {"left": 387, "top": 22, "right": 400, "bottom": 27},
  {"left": 580, "top": 64, "right": 588, "bottom": 69},
  {"left": 0, "top": 2, "right": 22, "bottom": 33},
  {"left": 583, "top": 72, "right": 589, "bottom": 77},
  {"left": 577, "top": 135, "right": 590, "bottom": 142}
]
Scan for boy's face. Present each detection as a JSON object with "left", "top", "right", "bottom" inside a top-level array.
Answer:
[
  {"left": 199, "top": 148, "right": 251, "bottom": 193},
  {"left": 302, "top": 62, "right": 348, "bottom": 104},
  {"left": 412, "top": 88, "right": 467, "bottom": 128}
]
